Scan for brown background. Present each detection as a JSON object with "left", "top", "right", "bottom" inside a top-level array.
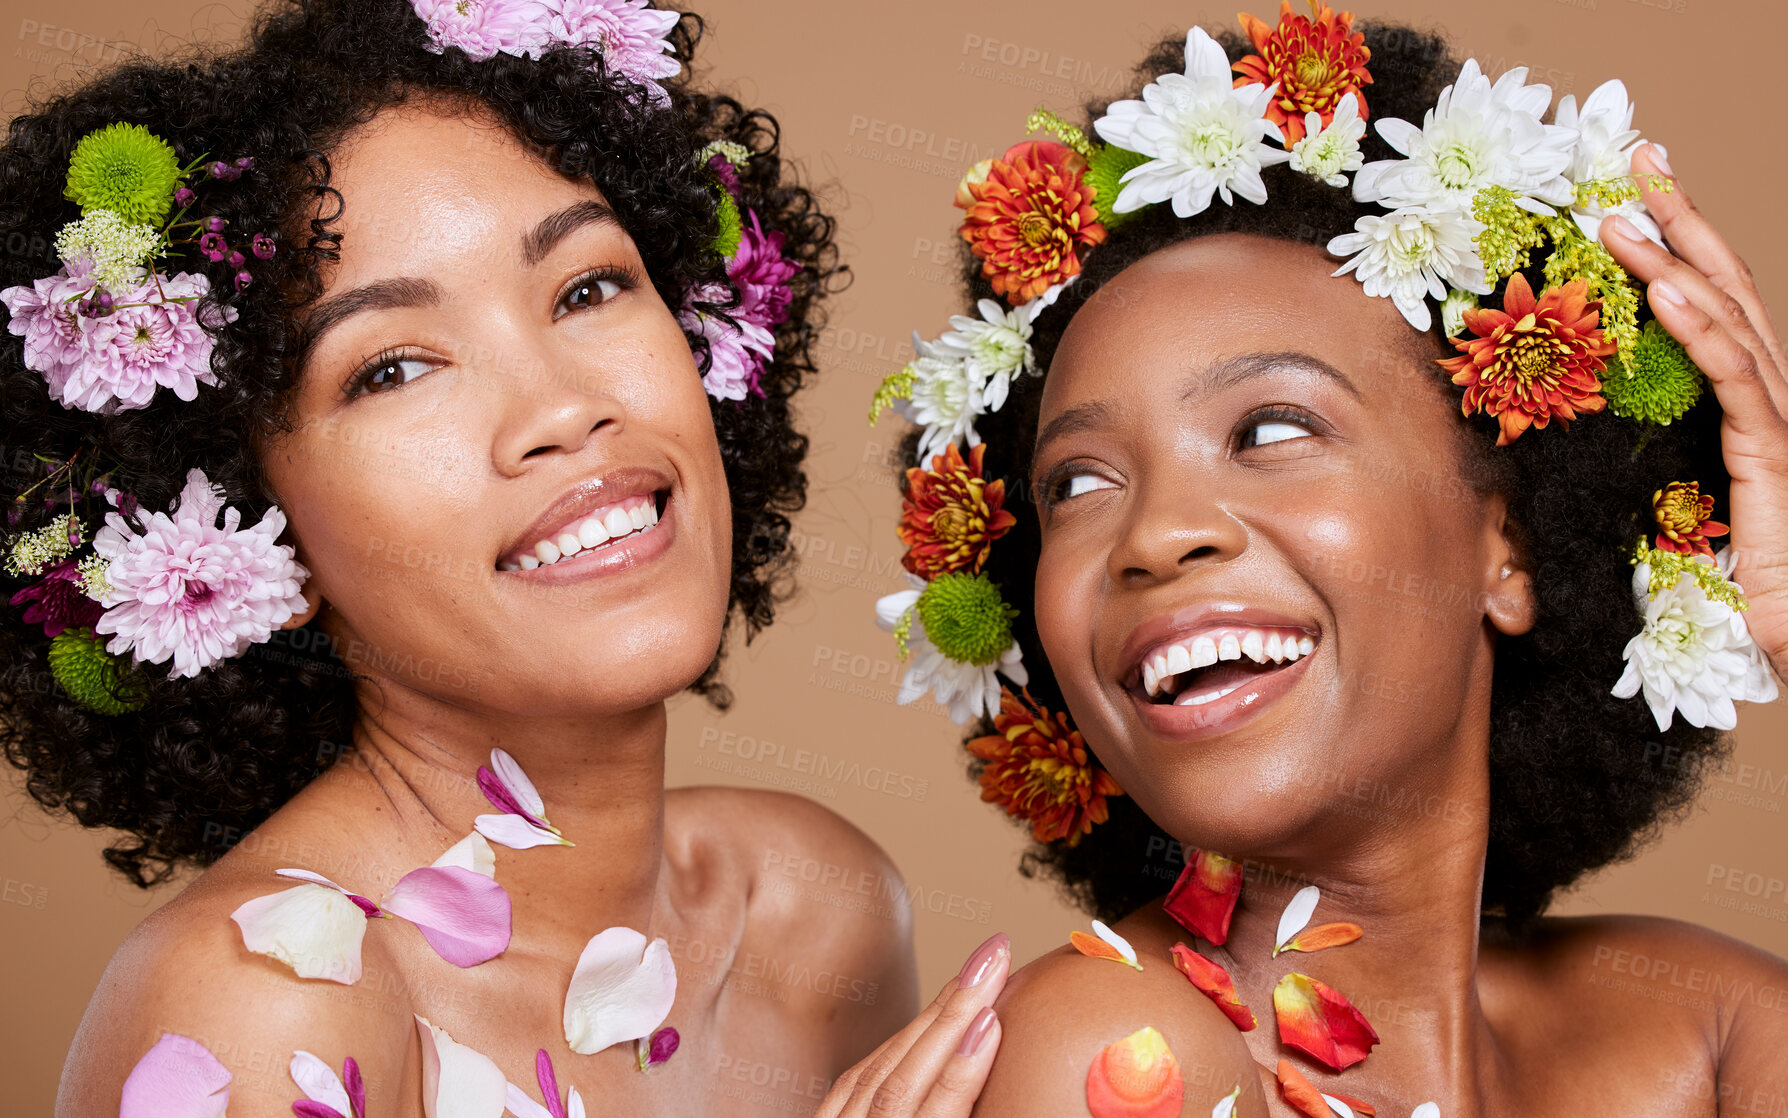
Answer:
[{"left": 4, "top": 0, "right": 1787, "bottom": 1110}]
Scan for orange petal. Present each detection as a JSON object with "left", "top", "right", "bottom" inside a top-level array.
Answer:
[
  {"left": 1086, "top": 1027, "right": 1185, "bottom": 1118},
  {"left": 1283, "top": 922, "right": 1363, "bottom": 955},
  {"left": 1070, "top": 930, "right": 1142, "bottom": 970},
  {"left": 1162, "top": 849, "right": 1243, "bottom": 945},
  {"left": 1272, "top": 973, "right": 1380, "bottom": 1071},
  {"left": 1168, "top": 943, "right": 1256, "bottom": 1031},
  {"left": 1274, "top": 1060, "right": 1331, "bottom": 1118},
  {"left": 1332, "top": 1092, "right": 1376, "bottom": 1117}
]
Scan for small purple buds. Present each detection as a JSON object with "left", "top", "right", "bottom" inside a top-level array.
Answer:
[
  {"left": 226, "top": 251, "right": 245, "bottom": 270},
  {"left": 204, "top": 216, "right": 227, "bottom": 234},
  {"left": 234, "top": 270, "right": 254, "bottom": 292},
  {"left": 199, "top": 232, "right": 228, "bottom": 261},
  {"left": 173, "top": 186, "right": 196, "bottom": 208},
  {"left": 252, "top": 233, "right": 276, "bottom": 260}
]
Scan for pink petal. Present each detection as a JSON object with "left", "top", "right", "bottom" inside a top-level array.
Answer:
[
  {"left": 293, "top": 1103, "right": 348, "bottom": 1118},
  {"left": 504, "top": 1084, "right": 554, "bottom": 1118},
  {"left": 290, "top": 1050, "right": 350, "bottom": 1114},
  {"left": 490, "top": 747, "right": 547, "bottom": 820},
  {"left": 647, "top": 1026, "right": 680, "bottom": 1066},
  {"left": 474, "top": 813, "right": 568, "bottom": 850},
  {"left": 562, "top": 927, "right": 678, "bottom": 1055},
  {"left": 476, "top": 767, "right": 531, "bottom": 822},
  {"left": 381, "top": 865, "right": 512, "bottom": 967},
  {"left": 537, "top": 1049, "right": 567, "bottom": 1118},
  {"left": 120, "top": 1033, "right": 231, "bottom": 1118},
  {"left": 414, "top": 1015, "right": 508, "bottom": 1118},
  {"left": 344, "top": 1057, "right": 366, "bottom": 1118}
]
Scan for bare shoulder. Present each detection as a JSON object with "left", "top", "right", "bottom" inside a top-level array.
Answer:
[
  {"left": 57, "top": 863, "right": 412, "bottom": 1118},
  {"left": 974, "top": 914, "right": 1270, "bottom": 1118}
]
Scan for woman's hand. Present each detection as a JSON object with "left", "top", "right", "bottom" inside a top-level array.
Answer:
[
  {"left": 1599, "top": 143, "right": 1788, "bottom": 680},
  {"left": 816, "top": 932, "right": 1010, "bottom": 1118}
]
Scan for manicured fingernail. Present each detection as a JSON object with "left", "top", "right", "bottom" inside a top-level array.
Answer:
[
  {"left": 957, "top": 932, "right": 1009, "bottom": 988},
  {"left": 957, "top": 1006, "right": 997, "bottom": 1056},
  {"left": 1652, "top": 278, "right": 1689, "bottom": 307},
  {"left": 1649, "top": 143, "right": 1672, "bottom": 176},
  {"left": 1602, "top": 214, "right": 1638, "bottom": 242}
]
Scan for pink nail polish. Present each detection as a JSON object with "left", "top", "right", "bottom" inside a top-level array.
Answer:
[
  {"left": 957, "top": 932, "right": 1009, "bottom": 988},
  {"left": 1652, "top": 278, "right": 1689, "bottom": 307},
  {"left": 958, "top": 1006, "right": 997, "bottom": 1057}
]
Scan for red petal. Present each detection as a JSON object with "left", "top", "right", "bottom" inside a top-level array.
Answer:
[
  {"left": 1086, "top": 1028, "right": 1185, "bottom": 1118},
  {"left": 1162, "top": 850, "right": 1243, "bottom": 945},
  {"left": 1274, "top": 1060, "right": 1331, "bottom": 1118},
  {"left": 1272, "top": 973, "right": 1380, "bottom": 1071},
  {"left": 1283, "top": 922, "right": 1363, "bottom": 954},
  {"left": 1070, "top": 930, "right": 1140, "bottom": 970},
  {"left": 1332, "top": 1092, "right": 1376, "bottom": 1117},
  {"left": 1169, "top": 943, "right": 1257, "bottom": 1031}
]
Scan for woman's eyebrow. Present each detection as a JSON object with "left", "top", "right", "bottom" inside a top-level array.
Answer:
[
  {"left": 1187, "top": 351, "right": 1363, "bottom": 402},
  {"left": 1032, "top": 399, "right": 1113, "bottom": 473},
  {"left": 521, "top": 199, "right": 621, "bottom": 269},
  {"left": 302, "top": 276, "right": 442, "bottom": 350}
]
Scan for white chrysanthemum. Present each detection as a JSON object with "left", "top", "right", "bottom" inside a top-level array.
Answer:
[
  {"left": 1092, "top": 27, "right": 1291, "bottom": 218},
  {"left": 1288, "top": 96, "right": 1366, "bottom": 188},
  {"left": 93, "top": 467, "right": 310, "bottom": 678},
  {"left": 53, "top": 210, "right": 159, "bottom": 291},
  {"left": 1352, "top": 59, "right": 1575, "bottom": 216},
  {"left": 931, "top": 298, "right": 1038, "bottom": 413},
  {"left": 1612, "top": 548, "right": 1779, "bottom": 732},
  {"left": 1440, "top": 289, "right": 1479, "bottom": 337},
  {"left": 1554, "top": 78, "right": 1662, "bottom": 245},
  {"left": 874, "top": 579, "right": 1027, "bottom": 726},
  {"left": 1327, "top": 206, "right": 1490, "bottom": 331},
  {"left": 895, "top": 334, "right": 985, "bottom": 464}
]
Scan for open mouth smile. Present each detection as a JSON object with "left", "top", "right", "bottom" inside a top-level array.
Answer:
[{"left": 1121, "top": 615, "right": 1321, "bottom": 736}]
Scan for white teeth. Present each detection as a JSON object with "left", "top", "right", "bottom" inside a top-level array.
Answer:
[
  {"left": 1166, "top": 644, "right": 1192, "bottom": 675},
  {"left": 1265, "top": 633, "right": 1283, "bottom": 661},
  {"left": 519, "top": 554, "right": 540, "bottom": 570},
  {"left": 629, "top": 504, "right": 649, "bottom": 530},
  {"left": 1190, "top": 636, "right": 1218, "bottom": 668},
  {"left": 1217, "top": 634, "right": 1242, "bottom": 661},
  {"left": 1298, "top": 636, "right": 1314, "bottom": 655},
  {"left": 1282, "top": 641, "right": 1302, "bottom": 663},
  {"left": 499, "top": 561, "right": 520, "bottom": 572},
  {"left": 646, "top": 503, "right": 660, "bottom": 525},
  {"left": 1143, "top": 661, "right": 1160, "bottom": 697},
  {"left": 535, "top": 539, "right": 561, "bottom": 565},
  {"left": 1176, "top": 682, "right": 1242, "bottom": 707},
  {"left": 556, "top": 532, "right": 583, "bottom": 557},
  {"left": 1241, "top": 630, "right": 1265, "bottom": 663},
  {"left": 578, "top": 517, "right": 611, "bottom": 549},
  {"left": 604, "top": 508, "right": 632, "bottom": 536}
]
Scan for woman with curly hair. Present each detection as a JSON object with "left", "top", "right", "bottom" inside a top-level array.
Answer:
[
  {"left": 871, "top": 8, "right": 1788, "bottom": 1114},
  {"left": 0, "top": 0, "right": 1008, "bottom": 1113}
]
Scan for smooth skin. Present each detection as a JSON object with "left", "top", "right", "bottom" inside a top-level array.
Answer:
[
  {"left": 56, "top": 103, "right": 999, "bottom": 1117},
  {"left": 972, "top": 145, "right": 1788, "bottom": 1117}
]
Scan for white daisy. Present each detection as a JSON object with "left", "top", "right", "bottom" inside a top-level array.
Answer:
[
  {"left": 1327, "top": 206, "right": 1490, "bottom": 332},
  {"left": 896, "top": 333, "right": 985, "bottom": 464},
  {"left": 1612, "top": 548, "right": 1779, "bottom": 732},
  {"left": 1288, "top": 95, "right": 1366, "bottom": 188},
  {"left": 1092, "top": 27, "right": 1291, "bottom": 218},
  {"left": 930, "top": 298, "right": 1039, "bottom": 413},
  {"left": 1352, "top": 59, "right": 1575, "bottom": 216},
  {"left": 874, "top": 577, "right": 1028, "bottom": 726},
  {"left": 1554, "top": 79, "right": 1663, "bottom": 245}
]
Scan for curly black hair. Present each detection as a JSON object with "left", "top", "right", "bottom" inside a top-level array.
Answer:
[
  {"left": 0, "top": 0, "right": 843, "bottom": 886},
  {"left": 948, "top": 21, "right": 1732, "bottom": 930}
]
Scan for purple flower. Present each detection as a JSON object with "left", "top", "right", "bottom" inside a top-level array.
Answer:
[
  {"left": 548, "top": 0, "right": 680, "bottom": 97},
  {"left": 226, "top": 251, "right": 244, "bottom": 269},
  {"left": 92, "top": 468, "right": 309, "bottom": 678},
  {"left": 173, "top": 187, "right": 196, "bottom": 208},
  {"left": 235, "top": 271, "right": 254, "bottom": 292},
  {"left": 252, "top": 233, "right": 276, "bottom": 260},
  {"left": 678, "top": 283, "right": 773, "bottom": 402},
  {"left": 646, "top": 1026, "right": 679, "bottom": 1067},
  {"left": 208, "top": 160, "right": 240, "bottom": 181},
  {"left": 706, "top": 153, "right": 740, "bottom": 196},
  {"left": 412, "top": 0, "right": 554, "bottom": 61},
  {"left": 53, "top": 271, "right": 234, "bottom": 414},
  {"left": 1, "top": 263, "right": 95, "bottom": 401},
  {"left": 233, "top": 156, "right": 253, "bottom": 172},
  {"left": 198, "top": 232, "right": 228, "bottom": 261},
  {"left": 726, "top": 210, "right": 800, "bottom": 332},
  {"left": 204, "top": 216, "right": 227, "bottom": 233},
  {"left": 10, "top": 558, "right": 104, "bottom": 639}
]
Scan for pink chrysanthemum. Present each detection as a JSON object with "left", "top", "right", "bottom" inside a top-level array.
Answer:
[
  {"left": 10, "top": 558, "right": 104, "bottom": 639},
  {"left": 679, "top": 283, "right": 773, "bottom": 401},
  {"left": 1, "top": 263, "right": 95, "bottom": 401},
  {"left": 727, "top": 211, "right": 799, "bottom": 332},
  {"left": 52, "top": 272, "right": 233, "bottom": 414},
  {"left": 548, "top": 0, "right": 680, "bottom": 93},
  {"left": 92, "top": 468, "right": 309, "bottom": 679},
  {"left": 411, "top": 0, "right": 554, "bottom": 61}
]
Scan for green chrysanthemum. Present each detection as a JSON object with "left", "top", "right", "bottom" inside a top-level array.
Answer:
[
  {"left": 916, "top": 572, "right": 1017, "bottom": 666},
  {"left": 64, "top": 123, "right": 182, "bottom": 226},
  {"left": 48, "top": 627, "right": 147, "bottom": 716},
  {"left": 1601, "top": 320, "right": 1703, "bottom": 425},
  {"left": 1085, "top": 144, "right": 1150, "bottom": 230},
  {"left": 711, "top": 188, "right": 743, "bottom": 260}
]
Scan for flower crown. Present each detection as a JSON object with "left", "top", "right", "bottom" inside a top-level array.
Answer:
[
  {"left": 2, "top": 1, "right": 799, "bottom": 714},
  {"left": 868, "top": 2, "right": 1776, "bottom": 839}
]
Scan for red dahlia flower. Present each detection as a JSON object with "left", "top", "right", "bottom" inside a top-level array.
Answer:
[
  {"left": 1234, "top": 1, "right": 1373, "bottom": 145},
  {"left": 898, "top": 442, "right": 1016, "bottom": 580},
  {"left": 1652, "top": 480, "right": 1728, "bottom": 557},
  {"left": 967, "top": 688, "right": 1123, "bottom": 846},
  {"left": 957, "top": 141, "right": 1106, "bottom": 305}
]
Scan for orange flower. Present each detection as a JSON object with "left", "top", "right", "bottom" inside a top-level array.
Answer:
[
  {"left": 1280, "top": 921, "right": 1363, "bottom": 955},
  {"left": 958, "top": 141, "right": 1106, "bottom": 305},
  {"left": 1332, "top": 1093, "right": 1377, "bottom": 1117},
  {"left": 1438, "top": 273, "right": 1614, "bottom": 446},
  {"left": 1169, "top": 943, "right": 1256, "bottom": 1031},
  {"left": 1086, "top": 1027, "right": 1184, "bottom": 1118},
  {"left": 1162, "top": 849, "right": 1243, "bottom": 945},
  {"left": 967, "top": 688, "right": 1124, "bottom": 846},
  {"left": 1652, "top": 480, "right": 1728, "bottom": 557},
  {"left": 1272, "top": 973, "right": 1380, "bottom": 1071},
  {"left": 1274, "top": 1060, "right": 1331, "bottom": 1118},
  {"left": 1233, "top": 1, "right": 1373, "bottom": 144},
  {"left": 898, "top": 443, "right": 1016, "bottom": 580},
  {"left": 1070, "top": 921, "right": 1144, "bottom": 971}
]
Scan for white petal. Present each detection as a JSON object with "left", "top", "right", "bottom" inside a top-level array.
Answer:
[
  {"left": 414, "top": 1015, "right": 508, "bottom": 1118},
  {"left": 1323, "top": 1094, "right": 1356, "bottom": 1118},
  {"left": 474, "top": 814, "right": 567, "bottom": 850},
  {"left": 1090, "top": 919, "right": 1138, "bottom": 966},
  {"left": 274, "top": 867, "right": 353, "bottom": 894},
  {"left": 1275, "top": 885, "right": 1321, "bottom": 954},
  {"left": 1411, "top": 1105, "right": 1441, "bottom": 1118},
  {"left": 432, "top": 832, "right": 497, "bottom": 878},
  {"left": 562, "top": 927, "right": 678, "bottom": 1055},
  {"left": 874, "top": 589, "right": 922, "bottom": 631},
  {"left": 289, "top": 1051, "right": 351, "bottom": 1114},
  {"left": 1211, "top": 1088, "right": 1240, "bottom": 1118},
  {"left": 230, "top": 884, "right": 367, "bottom": 984},
  {"left": 568, "top": 1087, "right": 587, "bottom": 1118},
  {"left": 503, "top": 1083, "right": 555, "bottom": 1118},
  {"left": 488, "top": 748, "right": 546, "bottom": 820}
]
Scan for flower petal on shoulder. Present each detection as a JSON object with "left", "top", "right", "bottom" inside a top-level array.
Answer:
[
  {"left": 121, "top": 1033, "right": 231, "bottom": 1118},
  {"left": 381, "top": 865, "right": 512, "bottom": 967}
]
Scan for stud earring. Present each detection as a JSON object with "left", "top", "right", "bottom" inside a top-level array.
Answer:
[{"left": 1500, "top": 565, "right": 1513, "bottom": 580}]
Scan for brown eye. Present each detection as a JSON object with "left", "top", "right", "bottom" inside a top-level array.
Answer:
[
  {"left": 349, "top": 352, "right": 438, "bottom": 395},
  {"left": 557, "top": 275, "right": 622, "bottom": 318},
  {"left": 1240, "top": 419, "right": 1313, "bottom": 448}
]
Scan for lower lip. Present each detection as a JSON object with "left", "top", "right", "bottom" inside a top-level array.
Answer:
[
  {"left": 496, "top": 496, "right": 676, "bottom": 586},
  {"left": 1129, "top": 650, "right": 1315, "bottom": 739}
]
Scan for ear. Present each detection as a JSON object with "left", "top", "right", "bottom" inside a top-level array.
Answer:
[{"left": 1480, "top": 493, "right": 1535, "bottom": 637}]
